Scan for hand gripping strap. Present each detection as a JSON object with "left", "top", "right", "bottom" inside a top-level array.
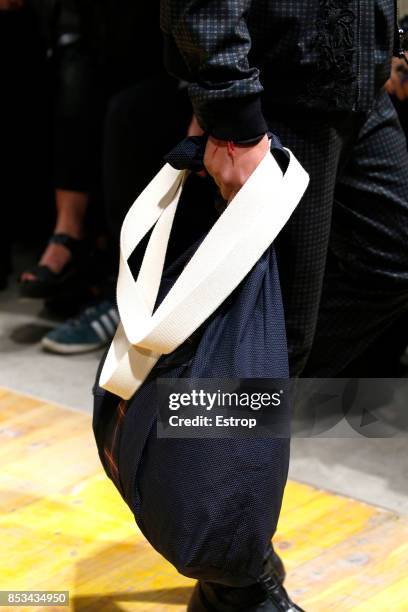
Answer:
[{"left": 100, "top": 150, "right": 309, "bottom": 399}]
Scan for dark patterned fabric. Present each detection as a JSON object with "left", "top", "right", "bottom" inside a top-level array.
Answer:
[
  {"left": 304, "top": 0, "right": 357, "bottom": 108},
  {"left": 92, "top": 90, "right": 408, "bottom": 588},
  {"left": 268, "top": 91, "right": 408, "bottom": 376},
  {"left": 160, "top": 0, "right": 397, "bottom": 136},
  {"left": 93, "top": 145, "right": 291, "bottom": 586},
  {"left": 160, "top": 0, "right": 408, "bottom": 375}
]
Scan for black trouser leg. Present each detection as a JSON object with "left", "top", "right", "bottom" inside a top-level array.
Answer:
[
  {"left": 265, "top": 110, "right": 364, "bottom": 375},
  {"left": 305, "top": 92, "right": 408, "bottom": 376}
]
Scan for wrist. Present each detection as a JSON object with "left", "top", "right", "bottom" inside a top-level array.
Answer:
[
  {"left": 203, "top": 95, "right": 268, "bottom": 141},
  {"left": 233, "top": 134, "right": 267, "bottom": 146}
]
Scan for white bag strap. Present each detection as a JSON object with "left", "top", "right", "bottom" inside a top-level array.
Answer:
[{"left": 100, "top": 149, "right": 309, "bottom": 399}]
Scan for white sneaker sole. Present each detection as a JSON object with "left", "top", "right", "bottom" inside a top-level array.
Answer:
[{"left": 41, "top": 336, "right": 107, "bottom": 355}]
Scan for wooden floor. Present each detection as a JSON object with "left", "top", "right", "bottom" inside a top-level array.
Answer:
[{"left": 0, "top": 388, "right": 407, "bottom": 612}]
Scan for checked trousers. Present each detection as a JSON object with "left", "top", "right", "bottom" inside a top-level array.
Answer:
[{"left": 268, "top": 91, "right": 408, "bottom": 377}]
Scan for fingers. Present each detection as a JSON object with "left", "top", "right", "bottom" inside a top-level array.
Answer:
[
  {"left": 385, "top": 77, "right": 395, "bottom": 95},
  {"left": 394, "top": 74, "right": 407, "bottom": 100},
  {"left": 386, "top": 57, "right": 408, "bottom": 101},
  {"left": 204, "top": 134, "right": 269, "bottom": 203}
]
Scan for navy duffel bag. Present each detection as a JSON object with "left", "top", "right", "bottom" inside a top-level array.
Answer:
[{"left": 92, "top": 136, "right": 309, "bottom": 586}]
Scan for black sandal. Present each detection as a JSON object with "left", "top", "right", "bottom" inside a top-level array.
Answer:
[{"left": 19, "top": 233, "right": 85, "bottom": 299}]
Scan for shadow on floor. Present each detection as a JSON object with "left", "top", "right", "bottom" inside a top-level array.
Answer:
[
  {"left": 10, "top": 323, "right": 53, "bottom": 344},
  {"left": 72, "top": 587, "right": 193, "bottom": 611}
]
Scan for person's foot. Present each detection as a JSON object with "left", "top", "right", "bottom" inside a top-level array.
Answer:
[
  {"left": 187, "top": 547, "right": 305, "bottom": 611},
  {"left": 21, "top": 241, "right": 75, "bottom": 282},
  {"left": 19, "top": 234, "right": 85, "bottom": 299},
  {"left": 22, "top": 190, "right": 86, "bottom": 283},
  {"left": 257, "top": 552, "right": 305, "bottom": 612},
  {"left": 41, "top": 300, "right": 119, "bottom": 354},
  {"left": 188, "top": 581, "right": 268, "bottom": 611}
]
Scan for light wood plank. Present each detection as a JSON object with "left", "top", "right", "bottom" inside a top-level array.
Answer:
[{"left": 1, "top": 388, "right": 407, "bottom": 611}]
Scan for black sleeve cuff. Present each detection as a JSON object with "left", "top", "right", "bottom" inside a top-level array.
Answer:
[{"left": 205, "top": 94, "right": 268, "bottom": 141}]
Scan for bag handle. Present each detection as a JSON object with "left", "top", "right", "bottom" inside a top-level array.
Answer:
[{"left": 100, "top": 149, "right": 309, "bottom": 399}]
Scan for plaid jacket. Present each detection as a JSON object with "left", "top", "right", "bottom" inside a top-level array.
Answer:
[{"left": 160, "top": 0, "right": 398, "bottom": 140}]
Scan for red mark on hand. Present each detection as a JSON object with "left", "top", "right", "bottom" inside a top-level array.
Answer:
[{"left": 227, "top": 141, "right": 236, "bottom": 165}]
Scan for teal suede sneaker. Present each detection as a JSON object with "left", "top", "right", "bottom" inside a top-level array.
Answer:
[{"left": 42, "top": 300, "right": 119, "bottom": 354}]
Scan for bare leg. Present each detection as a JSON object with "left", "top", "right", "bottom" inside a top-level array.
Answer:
[{"left": 21, "top": 190, "right": 88, "bottom": 281}]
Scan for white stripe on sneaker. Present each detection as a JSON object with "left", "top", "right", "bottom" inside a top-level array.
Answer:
[
  {"left": 101, "top": 314, "right": 115, "bottom": 336},
  {"left": 108, "top": 308, "right": 119, "bottom": 325},
  {"left": 91, "top": 320, "right": 108, "bottom": 342}
]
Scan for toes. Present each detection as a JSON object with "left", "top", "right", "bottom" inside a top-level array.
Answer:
[{"left": 20, "top": 272, "right": 37, "bottom": 283}]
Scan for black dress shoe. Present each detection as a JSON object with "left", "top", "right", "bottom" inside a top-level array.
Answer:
[
  {"left": 263, "top": 545, "right": 286, "bottom": 584},
  {"left": 187, "top": 547, "right": 305, "bottom": 612},
  {"left": 187, "top": 580, "right": 268, "bottom": 612},
  {"left": 257, "top": 568, "right": 305, "bottom": 612},
  {"left": 256, "top": 546, "right": 304, "bottom": 610}
]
